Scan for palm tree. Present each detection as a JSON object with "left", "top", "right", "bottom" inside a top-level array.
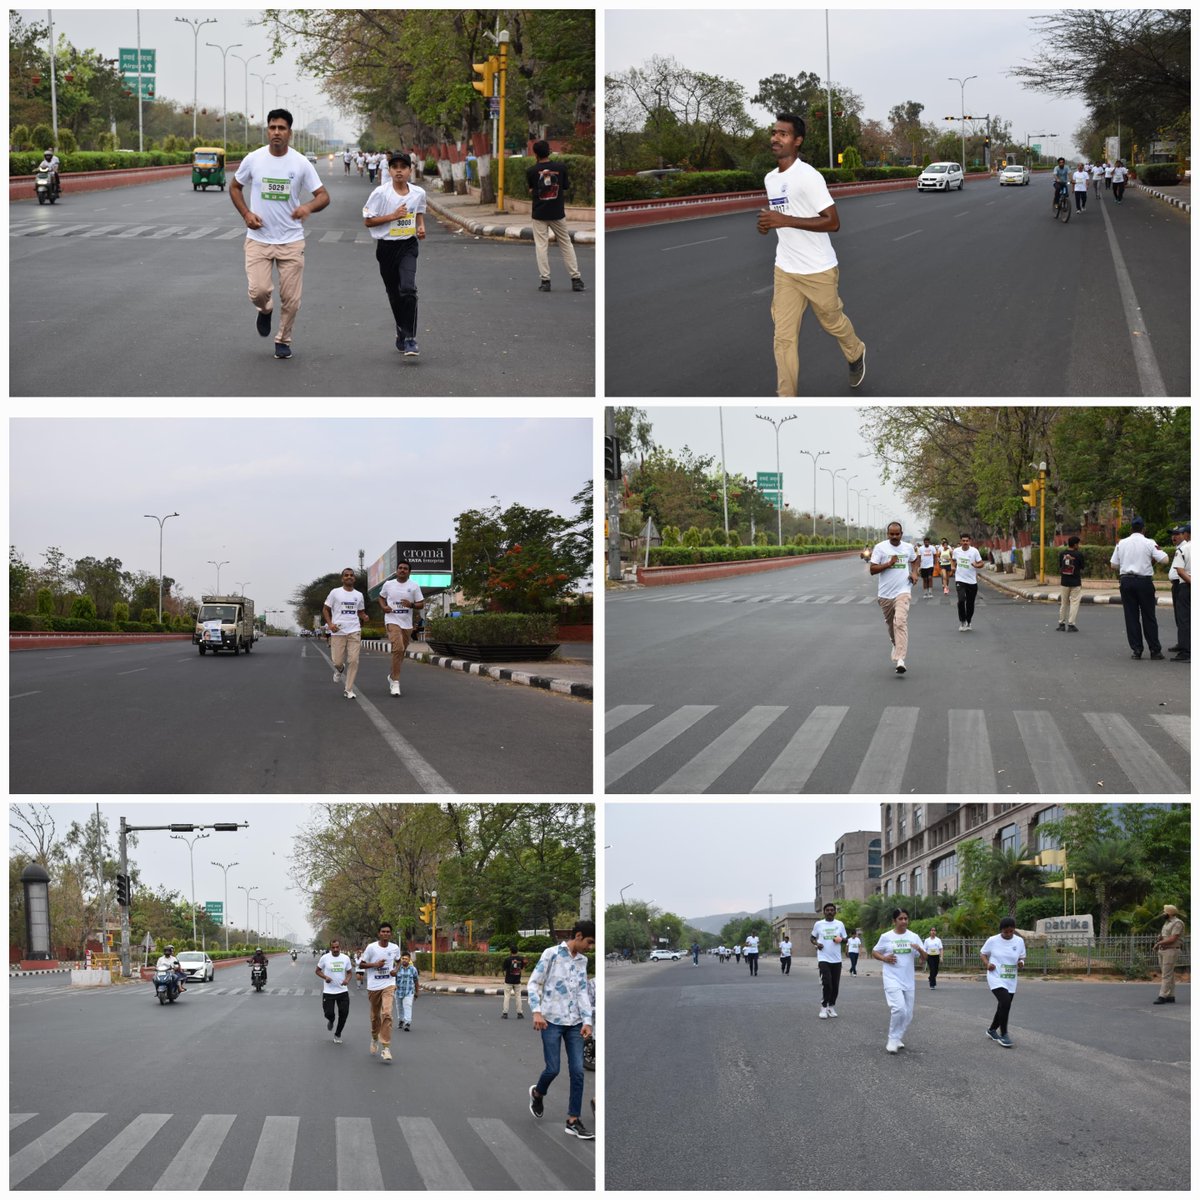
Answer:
[
  {"left": 984, "top": 845, "right": 1044, "bottom": 918},
  {"left": 1072, "top": 839, "right": 1150, "bottom": 938}
]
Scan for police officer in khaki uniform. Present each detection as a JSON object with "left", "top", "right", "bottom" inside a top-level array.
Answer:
[{"left": 1152, "top": 904, "right": 1186, "bottom": 1004}]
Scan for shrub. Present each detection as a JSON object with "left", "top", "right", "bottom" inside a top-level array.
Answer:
[
  {"left": 661, "top": 169, "right": 760, "bottom": 196},
  {"left": 426, "top": 612, "right": 557, "bottom": 644},
  {"left": 682, "top": 527, "right": 703, "bottom": 548},
  {"left": 113, "top": 601, "right": 130, "bottom": 623},
  {"left": 710, "top": 528, "right": 728, "bottom": 546},
  {"left": 605, "top": 174, "right": 663, "bottom": 202},
  {"left": 70, "top": 595, "right": 97, "bottom": 620},
  {"left": 754, "top": 531, "right": 768, "bottom": 546},
  {"left": 36, "top": 588, "right": 54, "bottom": 615},
  {"left": 10, "top": 612, "right": 34, "bottom": 630},
  {"left": 661, "top": 525, "right": 681, "bottom": 546},
  {"left": 11, "top": 123, "right": 30, "bottom": 151},
  {"left": 117, "top": 620, "right": 155, "bottom": 632},
  {"left": 47, "top": 616, "right": 98, "bottom": 632},
  {"left": 841, "top": 145, "right": 862, "bottom": 169},
  {"left": 30, "top": 122, "right": 53, "bottom": 151},
  {"left": 1139, "top": 162, "right": 1182, "bottom": 185},
  {"left": 728, "top": 529, "right": 742, "bottom": 547},
  {"left": 140, "top": 607, "right": 158, "bottom": 623},
  {"left": 56, "top": 128, "right": 78, "bottom": 154}
]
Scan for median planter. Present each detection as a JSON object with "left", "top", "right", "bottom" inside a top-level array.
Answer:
[{"left": 425, "top": 612, "right": 559, "bottom": 662}]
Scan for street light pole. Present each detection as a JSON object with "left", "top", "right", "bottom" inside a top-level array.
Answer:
[
  {"left": 207, "top": 559, "right": 229, "bottom": 594},
  {"left": 755, "top": 412, "right": 797, "bottom": 546},
  {"left": 144, "top": 511, "right": 180, "bottom": 622},
  {"left": 174, "top": 17, "right": 216, "bottom": 141},
  {"left": 799, "top": 450, "right": 828, "bottom": 537},
  {"left": 820, "top": 467, "right": 845, "bottom": 540},
  {"left": 252, "top": 73, "right": 275, "bottom": 143},
  {"left": 843, "top": 475, "right": 858, "bottom": 545},
  {"left": 234, "top": 580, "right": 251, "bottom": 597},
  {"left": 210, "top": 860, "right": 238, "bottom": 952},
  {"left": 206, "top": 41, "right": 243, "bottom": 151},
  {"left": 169, "top": 831, "right": 210, "bottom": 948},
  {"left": 949, "top": 74, "right": 977, "bottom": 172},
  {"left": 231, "top": 52, "right": 260, "bottom": 149},
  {"left": 238, "top": 885, "right": 257, "bottom": 945}
]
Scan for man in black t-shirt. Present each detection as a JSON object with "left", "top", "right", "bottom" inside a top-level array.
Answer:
[
  {"left": 501, "top": 944, "right": 527, "bottom": 1019},
  {"left": 527, "top": 140, "right": 584, "bottom": 293},
  {"left": 1056, "top": 536, "right": 1085, "bottom": 631}
]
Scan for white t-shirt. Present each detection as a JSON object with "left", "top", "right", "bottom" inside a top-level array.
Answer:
[
  {"left": 359, "top": 941, "right": 403, "bottom": 991},
  {"left": 871, "top": 540, "right": 917, "bottom": 599},
  {"left": 812, "top": 919, "right": 847, "bottom": 963},
  {"left": 363, "top": 181, "right": 428, "bottom": 241},
  {"left": 234, "top": 145, "right": 322, "bottom": 245},
  {"left": 744, "top": 935, "right": 760, "bottom": 955},
  {"left": 317, "top": 951, "right": 352, "bottom": 995},
  {"left": 980, "top": 933, "right": 1026, "bottom": 994},
  {"left": 379, "top": 578, "right": 424, "bottom": 628},
  {"left": 923, "top": 936, "right": 943, "bottom": 955},
  {"left": 918, "top": 544, "right": 936, "bottom": 568},
  {"left": 1091, "top": 164, "right": 1104, "bottom": 180},
  {"left": 872, "top": 929, "right": 924, "bottom": 991},
  {"left": 156, "top": 955, "right": 181, "bottom": 973},
  {"left": 779, "top": 939, "right": 792, "bottom": 958},
  {"left": 1072, "top": 169, "right": 1089, "bottom": 191},
  {"left": 323, "top": 588, "right": 365, "bottom": 635},
  {"left": 734, "top": 945, "right": 742, "bottom": 955},
  {"left": 763, "top": 157, "right": 838, "bottom": 276},
  {"left": 847, "top": 936, "right": 862, "bottom": 955},
  {"left": 952, "top": 546, "right": 984, "bottom": 585},
  {"left": 1112, "top": 166, "right": 1128, "bottom": 183}
]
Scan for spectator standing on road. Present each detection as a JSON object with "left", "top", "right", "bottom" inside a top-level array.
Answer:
[
  {"left": 359, "top": 922, "right": 403, "bottom": 1063},
  {"left": 917, "top": 537, "right": 937, "bottom": 600},
  {"left": 501, "top": 945, "right": 526, "bottom": 1019},
  {"left": 1167, "top": 525, "right": 1190, "bottom": 662},
  {"left": 869, "top": 521, "right": 919, "bottom": 674},
  {"left": 1152, "top": 904, "right": 1186, "bottom": 1004},
  {"left": 1056, "top": 535, "right": 1085, "bottom": 631},
  {"left": 812, "top": 903, "right": 847, "bottom": 1018},
  {"left": 744, "top": 932, "right": 760, "bottom": 975},
  {"left": 1072, "top": 162, "right": 1090, "bottom": 211},
  {"left": 316, "top": 938, "right": 352, "bottom": 1043},
  {"left": 690, "top": 940, "right": 701, "bottom": 966},
  {"left": 1111, "top": 161, "right": 1129, "bottom": 203},
  {"left": 527, "top": 918, "right": 595, "bottom": 1140},
  {"left": 1104, "top": 160, "right": 1114, "bottom": 190},
  {"left": 230, "top": 109, "right": 329, "bottom": 361},
  {"left": 847, "top": 930, "right": 862, "bottom": 975},
  {"left": 758, "top": 112, "right": 866, "bottom": 395},
  {"left": 322, "top": 568, "right": 368, "bottom": 699},
  {"left": 363, "top": 152, "right": 427, "bottom": 360},
  {"left": 951, "top": 533, "right": 985, "bottom": 633},
  {"left": 980, "top": 917, "right": 1026, "bottom": 1048},
  {"left": 527, "top": 140, "right": 585, "bottom": 294},
  {"left": 394, "top": 951, "right": 419, "bottom": 1031},
  {"left": 1111, "top": 517, "right": 1169, "bottom": 659},
  {"left": 923, "top": 927, "right": 943, "bottom": 989},
  {"left": 378, "top": 557, "right": 424, "bottom": 695},
  {"left": 871, "top": 908, "right": 927, "bottom": 1053},
  {"left": 779, "top": 935, "right": 793, "bottom": 974}
]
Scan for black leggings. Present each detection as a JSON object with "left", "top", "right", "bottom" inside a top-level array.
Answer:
[
  {"left": 375, "top": 237, "right": 419, "bottom": 338},
  {"left": 956, "top": 580, "right": 978, "bottom": 624},
  {"left": 927, "top": 955, "right": 940, "bottom": 986},
  {"left": 1113, "top": 180, "right": 1125, "bottom": 202},
  {"left": 989, "top": 986, "right": 1014, "bottom": 1035}
]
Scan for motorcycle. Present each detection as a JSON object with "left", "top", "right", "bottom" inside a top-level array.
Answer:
[
  {"left": 35, "top": 164, "right": 60, "bottom": 205},
  {"left": 290, "top": 950, "right": 297, "bottom": 962},
  {"left": 250, "top": 961, "right": 267, "bottom": 992},
  {"left": 153, "top": 970, "right": 183, "bottom": 1005}
]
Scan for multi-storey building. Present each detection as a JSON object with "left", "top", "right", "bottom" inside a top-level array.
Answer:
[{"left": 814, "top": 830, "right": 883, "bottom": 907}]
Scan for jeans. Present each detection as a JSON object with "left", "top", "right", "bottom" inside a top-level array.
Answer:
[
  {"left": 322, "top": 991, "right": 349, "bottom": 1036},
  {"left": 537, "top": 1022, "right": 585, "bottom": 1118},
  {"left": 397, "top": 992, "right": 414, "bottom": 1025},
  {"left": 956, "top": 580, "right": 978, "bottom": 624},
  {"left": 818, "top": 960, "right": 842, "bottom": 1007},
  {"left": 989, "top": 986, "right": 1014, "bottom": 1034},
  {"left": 781, "top": 955, "right": 791, "bottom": 974},
  {"left": 848, "top": 952, "right": 859, "bottom": 975},
  {"left": 375, "top": 237, "right": 419, "bottom": 339}
]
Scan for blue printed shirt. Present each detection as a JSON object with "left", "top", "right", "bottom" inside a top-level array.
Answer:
[
  {"left": 394, "top": 963, "right": 419, "bottom": 997},
  {"left": 527, "top": 942, "right": 593, "bottom": 1027}
]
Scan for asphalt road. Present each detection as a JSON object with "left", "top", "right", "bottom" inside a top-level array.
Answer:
[
  {"left": 606, "top": 559, "right": 1190, "bottom": 793},
  {"left": 606, "top": 180, "right": 1190, "bottom": 396},
  {"left": 605, "top": 959, "right": 1188, "bottom": 1190},
  {"left": 10, "top": 162, "right": 594, "bottom": 396},
  {"left": 9, "top": 637, "right": 593, "bottom": 794},
  {"left": 9, "top": 957, "right": 593, "bottom": 1191}
]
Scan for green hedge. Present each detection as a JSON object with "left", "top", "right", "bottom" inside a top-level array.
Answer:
[
  {"left": 607, "top": 164, "right": 922, "bottom": 203},
  {"left": 426, "top": 612, "right": 557, "bottom": 644},
  {"left": 648, "top": 544, "right": 857, "bottom": 566},
  {"left": 1138, "top": 162, "right": 1183, "bottom": 185},
  {"left": 10, "top": 150, "right": 198, "bottom": 176},
  {"left": 409, "top": 948, "right": 595, "bottom": 976},
  {"left": 508, "top": 153, "right": 594, "bottom": 206}
]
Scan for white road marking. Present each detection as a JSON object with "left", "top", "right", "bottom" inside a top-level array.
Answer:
[
  {"left": 1014, "top": 710, "right": 1088, "bottom": 792},
  {"left": 606, "top": 705, "right": 716, "bottom": 787},
  {"left": 661, "top": 236, "right": 728, "bottom": 251},
  {"left": 62, "top": 1112, "right": 171, "bottom": 1188},
  {"left": 1084, "top": 711, "right": 1186, "bottom": 793},
  {"left": 10, "top": 691, "right": 42, "bottom": 699},
  {"left": 398, "top": 1117, "right": 474, "bottom": 1190},
  {"left": 892, "top": 229, "right": 922, "bottom": 241},
  {"left": 10, "top": 1112, "right": 106, "bottom": 1186},
  {"left": 468, "top": 1117, "right": 566, "bottom": 1190},
  {"left": 654, "top": 706, "right": 787, "bottom": 793},
  {"left": 336, "top": 1117, "right": 384, "bottom": 1190},
  {"left": 153, "top": 1113, "right": 236, "bottom": 1190},
  {"left": 850, "top": 706, "right": 919, "bottom": 792},
  {"left": 752, "top": 705, "right": 849, "bottom": 793},
  {"left": 947, "top": 710, "right": 996, "bottom": 792},
  {"left": 244, "top": 1115, "right": 300, "bottom": 1190},
  {"left": 116, "top": 668, "right": 147, "bottom": 676}
]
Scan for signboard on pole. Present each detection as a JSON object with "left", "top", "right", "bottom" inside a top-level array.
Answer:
[
  {"left": 119, "top": 48, "right": 156, "bottom": 73},
  {"left": 367, "top": 540, "right": 453, "bottom": 595},
  {"left": 122, "top": 75, "right": 156, "bottom": 98},
  {"left": 756, "top": 472, "right": 781, "bottom": 491},
  {"left": 204, "top": 901, "right": 223, "bottom": 918}
]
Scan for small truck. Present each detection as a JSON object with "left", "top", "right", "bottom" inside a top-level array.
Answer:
[{"left": 194, "top": 595, "right": 256, "bottom": 655}]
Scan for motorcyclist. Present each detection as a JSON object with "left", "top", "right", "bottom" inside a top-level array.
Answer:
[
  {"left": 249, "top": 945, "right": 268, "bottom": 984},
  {"left": 290, "top": 948, "right": 297, "bottom": 961},
  {"left": 155, "top": 944, "right": 187, "bottom": 992},
  {"left": 40, "top": 149, "right": 61, "bottom": 196}
]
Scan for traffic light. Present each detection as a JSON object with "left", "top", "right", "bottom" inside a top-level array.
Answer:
[
  {"left": 604, "top": 435, "right": 622, "bottom": 481},
  {"left": 1021, "top": 481, "right": 1039, "bottom": 508},
  {"left": 419, "top": 902, "right": 433, "bottom": 924},
  {"left": 472, "top": 56, "right": 497, "bottom": 99},
  {"left": 116, "top": 873, "right": 131, "bottom": 906}
]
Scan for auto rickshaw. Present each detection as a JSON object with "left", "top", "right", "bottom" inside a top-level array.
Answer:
[{"left": 191, "top": 147, "right": 226, "bottom": 192}]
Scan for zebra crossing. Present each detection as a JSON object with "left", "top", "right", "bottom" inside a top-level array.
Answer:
[
  {"left": 9, "top": 219, "right": 385, "bottom": 246},
  {"left": 606, "top": 703, "right": 1189, "bottom": 794},
  {"left": 608, "top": 589, "right": 985, "bottom": 607},
  {"left": 9, "top": 1109, "right": 591, "bottom": 1190}
]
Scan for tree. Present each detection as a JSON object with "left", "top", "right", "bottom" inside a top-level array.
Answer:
[
  {"left": 888, "top": 100, "right": 925, "bottom": 163},
  {"left": 10, "top": 545, "right": 32, "bottom": 609},
  {"left": 983, "top": 845, "right": 1045, "bottom": 918},
  {"left": 612, "top": 407, "right": 654, "bottom": 462},
  {"left": 70, "top": 555, "right": 126, "bottom": 619},
  {"left": 1071, "top": 839, "right": 1149, "bottom": 938},
  {"left": 70, "top": 595, "right": 97, "bottom": 620}
]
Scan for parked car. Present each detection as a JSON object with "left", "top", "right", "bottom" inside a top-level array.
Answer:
[
  {"left": 177, "top": 951, "right": 214, "bottom": 982},
  {"left": 917, "top": 162, "right": 965, "bottom": 191},
  {"left": 999, "top": 163, "right": 1031, "bottom": 185},
  {"left": 649, "top": 949, "right": 681, "bottom": 961}
]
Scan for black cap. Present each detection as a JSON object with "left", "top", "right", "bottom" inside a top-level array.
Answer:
[{"left": 1131, "top": 517, "right": 1145, "bottom": 530}]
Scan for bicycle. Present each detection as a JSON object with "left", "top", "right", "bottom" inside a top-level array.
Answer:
[{"left": 1053, "top": 183, "right": 1071, "bottom": 223}]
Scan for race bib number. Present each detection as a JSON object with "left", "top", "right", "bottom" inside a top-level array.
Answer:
[
  {"left": 261, "top": 176, "right": 291, "bottom": 202},
  {"left": 374, "top": 967, "right": 391, "bottom": 980},
  {"left": 388, "top": 212, "right": 417, "bottom": 237},
  {"left": 894, "top": 941, "right": 911, "bottom": 954},
  {"left": 1000, "top": 964, "right": 1016, "bottom": 979}
]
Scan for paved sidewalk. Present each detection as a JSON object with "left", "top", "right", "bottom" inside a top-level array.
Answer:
[
  {"left": 980, "top": 564, "right": 1175, "bottom": 608},
  {"left": 1133, "top": 179, "right": 1191, "bottom": 213},
  {"left": 423, "top": 186, "right": 595, "bottom": 244}
]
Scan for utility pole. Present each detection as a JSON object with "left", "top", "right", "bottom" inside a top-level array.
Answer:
[
  {"left": 949, "top": 75, "right": 977, "bottom": 171},
  {"left": 799, "top": 449, "right": 828, "bottom": 537},
  {"left": 238, "top": 884, "right": 258, "bottom": 945},
  {"left": 605, "top": 407, "right": 622, "bottom": 580},
  {"left": 231, "top": 52, "right": 260, "bottom": 149},
  {"left": 144, "top": 511, "right": 180, "bottom": 622},
  {"left": 169, "top": 831, "right": 210, "bottom": 948},
  {"left": 718, "top": 408, "right": 729, "bottom": 536},
  {"left": 175, "top": 17, "right": 216, "bottom": 140},
  {"left": 206, "top": 40, "right": 243, "bottom": 151},
  {"left": 755, "top": 412, "right": 797, "bottom": 546},
  {"left": 210, "top": 859, "right": 238, "bottom": 952}
]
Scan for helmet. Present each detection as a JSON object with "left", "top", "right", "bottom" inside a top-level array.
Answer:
[
  {"left": 165, "top": 945, "right": 174, "bottom": 953},
  {"left": 255, "top": 946, "right": 262, "bottom": 952}
]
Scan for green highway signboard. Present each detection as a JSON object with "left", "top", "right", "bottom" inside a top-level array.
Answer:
[
  {"left": 204, "top": 901, "right": 223, "bottom": 917},
  {"left": 119, "top": 48, "right": 156, "bottom": 73},
  {"left": 756, "top": 471, "right": 782, "bottom": 490},
  {"left": 122, "top": 75, "right": 156, "bottom": 98}
]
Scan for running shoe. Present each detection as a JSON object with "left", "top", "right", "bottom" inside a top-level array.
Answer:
[
  {"left": 985, "top": 1027, "right": 1001, "bottom": 1043},
  {"left": 344, "top": 689, "right": 357, "bottom": 700},
  {"left": 1056, "top": 622, "right": 1065, "bottom": 631},
  {"left": 1067, "top": 624, "right": 1079, "bottom": 632},
  {"left": 571, "top": 277, "right": 585, "bottom": 292},
  {"left": 403, "top": 338, "right": 420, "bottom": 358},
  {"left": 827, "top": 1007, "right": 838, "bottom": 1018},
  {"left": 529, "top": 1085, "right": 544, "bottom": 1118},
  {"left": 998, "top": 1034, "right": 1014, "bottom": 1048},
  {"left": 538, "top": 279, "right": 551, "bottom": 292},
  {"left": 819, "top": 1006, "right": 829, "bottom": 1019},
  {"left": 895, "top": 659, "right": 906, "bottom": 673},
  {"left": 381, "top": 1046, "right": 393, "bottom": 1062},
  {"left": 885, "top": 1040, "right": 899, "bottom": 1053},
  {"left": 333, "top": 666, "right": 343, "bottom": 682},
  {"left": 273, "top": 342, "right": 292, "bottom": 359},
  {"left": 333, "top": 1036, "right": 342, "bottom": 1044},
  {"left": 848, "top": 346, "right": 867, "bottom": 388},
  {"left": 565, "top": 1119, "right": 594, "bottom": 1139},
  {"left": 370, "top": 1040, "right": 379, "bottom": 1055},
  {"left": 256, "top": 310, "right": 272, "bottom": 337},
  {"left": 389, "top": 679, "right": 401, "bottom": 697}
]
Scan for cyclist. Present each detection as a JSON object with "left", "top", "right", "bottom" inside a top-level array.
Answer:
[{"left": 1051, "top": 157, "right": 1070, "bottom": 212}]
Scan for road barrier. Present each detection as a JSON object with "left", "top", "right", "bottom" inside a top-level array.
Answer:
[{"left": 636, "top": 550, "right": 860, "bottom": 586}]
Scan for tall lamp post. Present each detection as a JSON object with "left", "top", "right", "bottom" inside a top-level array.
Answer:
[
  {"left": 820, "top": 467, "right": 846, "bottom": 540},
  {"left": 169, "top": 831, "right": 210, "bottom": 948},
  {"left": 206, "top": 40, "right": 243, "bottom": 150},
  {"left": 252, "top": 72, "right": 275, "bottom": 143},
  {"left": 238, "top": 884, "right": 257, "bottom": 944},
  {"left": 755, "top": 412, "right": 797, "bottom": 546},
  {"left": 949, "top": 74, "right": 977, "bottom": 171},
  {"left": 210, "top": 859, "right": 238, "bottom": 952},
  {"left": 143, "top": 511, "right": 180, "bottom": 622},
  {"left": 207, "top": 559, "right": 229, "bottom": 594},
  {"left": 231, "top": 52, "right": 260, "bottom": 149},
  {"left": 234, "top": 580, "right": 251, "bottom": 597},
  {"left": 174, "top": 17, "right": 216, "bottom": 140},
  {"left": 843, "top": 475, "right": 859, "bottom": 545},
  {"left": 799, "top": 449, "right": 828, "bottom": 537}
]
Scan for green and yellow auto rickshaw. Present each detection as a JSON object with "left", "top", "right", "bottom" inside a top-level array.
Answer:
[{"left": 191, "top": 147, "right": 226, "bottom": 191}]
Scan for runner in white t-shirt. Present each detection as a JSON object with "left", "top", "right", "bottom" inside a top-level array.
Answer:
[
  {"left": 950, "top": 534, "right": 985, "bottom": 632},
  {"left": 315, "top": 938, "right": 353, "bottom": 1042},
  {"left": 980, "top": 918, "right": 1026, "bottom": 1048},
  {"left": 869, "top": 522, "right": 920, "bottom": 673},
  {"left": 322, "top": 568, "right": 368, "bottom": 699},
  {"left": 378, "top": 558, "right": 425, "bottom": 697},
  {"left": 744, "top": 933, "right": 760, "bottom": 976},
  {"left": 757, "top": 112, "right": 866, "bottom": 396},
  {"left": 1111, "top": 161, "right": 1128, "bottom": 203},
  {"left": 811, "top": 902, "right": 848, "bottom": 1017},
  {"left": 230, "top": 108, "right": 328, "bottom": 359},
  {"left": 871, "top": 907, "right": 927, "bottom": 1052},
  {"left": 917, "top": 537, "right": 937, "bottom": 599},
  {"left": 360, "top": 922, "right": 403, "bottom": 1062}
]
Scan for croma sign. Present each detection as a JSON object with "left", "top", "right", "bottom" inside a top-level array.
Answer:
[{"left": 367, "top": 540, "right": 452, "bottom": 595}]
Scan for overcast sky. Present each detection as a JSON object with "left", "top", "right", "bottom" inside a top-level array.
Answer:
[
  {"left": 17, "top": 8, "right": 348, "bottom": 143},
  {"left": 607, "top": 7, "right": 1090, "bottom": 162},
  {"left": 629, "top": 405, "right": 919, "bottom": 534},
  {"left": 9, "top": 800, "right": 316, "bottom": 943},
  {"left": 605, "top": 801, "right": 881, "bottom": 919},
  {"left": 10, "top": 418, "right": 591, "bottom": 626}
]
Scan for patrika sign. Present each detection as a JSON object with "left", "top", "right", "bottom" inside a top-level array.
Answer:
[{"left": 1036, "top": 914, "right": 1095, "bottom": 944}]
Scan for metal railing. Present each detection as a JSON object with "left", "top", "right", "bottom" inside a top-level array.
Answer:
[{"left": 923, "top": 934, "right": 1187, "bottom": 978}]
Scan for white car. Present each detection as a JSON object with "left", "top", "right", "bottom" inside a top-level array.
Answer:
[
  {"left": 648, "top": 949, "right": 681, "bottom": 961},
  {"left": 917, "top": 162, "right": 965, "bottom": 191},
  {"left": 177, "top": 951, "right": 214, "bottom": 982},
  {"left": 999, "top": 163, "right": 1030, "bottom": 185}
]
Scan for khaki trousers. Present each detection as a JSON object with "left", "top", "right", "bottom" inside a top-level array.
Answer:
[
  {"left": 877, "top": 592, "right": 911, "bottom": 661},
  {"left": 502, "top": 981, "right": 524, "bottom": 1016},
  {"left": 331, "top": 631, "right": 362, "bottom": 692},
  {"left": 387, "top": 623, "right": 411, "bottom": 682},
  {"left": 771, "top": 264, "right": 864, "bottom": 396},
  {"left": 1058, "top": 587, "right": 1083, "bottom": 625},
  {"left": 1159, "top": 949, "right": 1180, "bottom": 998},
  {"left": 532, "top": 218, "right": 580, "bottom": 281},
  {"left": 244, "top": 238, "right": 305, "bottom": 344},
  {"left": 368, "top": 984, "right": 396, "bottom": 1044}
]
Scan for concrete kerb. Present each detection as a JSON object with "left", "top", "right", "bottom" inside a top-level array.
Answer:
[
  {"left": 1133, "top": 180, "right": 1191, "bottom": 213},
  {"left": 424, "top": 192, "right": 595, "bottom": 244},
  {"left": 980, "top": 570, "right": 1175, "bottom": 608}
]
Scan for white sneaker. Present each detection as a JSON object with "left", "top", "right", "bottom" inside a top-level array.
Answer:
[
  {"left": 965, "top": 623, "right": 972, "bottom": 632},
  {"left": 370, "top": 1040, "right": 379, "bottom": 1055},
  {"left": 959, "top": 621, "right": 967, "bottom": 632},
  {"left": 381, "top": 1046, "right": 393, "bottom": 1063},
  {"left": 333, "top": 1036, "right": 342, "bottom": 1044},
  {"left": 332, "top": 668, "right": 342, "bottom": 682},
  {"left": 819, "top": 1007, "right": 829, "bottom": 1019},
  {"left": 389, "top": 679, "right": 401, "bottom": 697},
  {"left": 886, "top": 1040, "right": 900, "bottom": 1053},
  {"left": 896, "top": 1040, "right": 905, "bottom": 1048},
  {"left": 827, "top": 1007, "right": 838, "bottom": 1018},
  {"left": 895, "top": 659, "right": 906, "bottom": 673},
  {"left": 344, "top": 690, "right": 357, "bottom": 700}
]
